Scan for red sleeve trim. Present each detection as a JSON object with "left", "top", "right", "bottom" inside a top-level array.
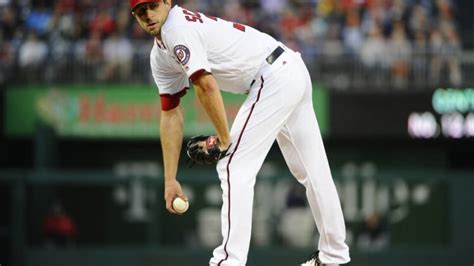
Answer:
[
  {"left": 189, "top": 69, "right": 207, "bottom": 82},
  {"left": 160, "top": 88, "right": 188, "bottom": 111}
]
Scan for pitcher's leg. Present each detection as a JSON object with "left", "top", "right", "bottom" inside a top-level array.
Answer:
[
  {"left": 277, "top": 102, "right": 350, "bottom": 264},
  {"left": 209, "top": 156, "right": 258, "bottom": 266},
  {"left": 210, "top": 76, "right": 296, "bottom": 266}
]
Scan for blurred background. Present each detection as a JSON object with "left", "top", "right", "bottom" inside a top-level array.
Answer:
[{"left": 1, "top": 0, "right": 474, "bottom": 265}]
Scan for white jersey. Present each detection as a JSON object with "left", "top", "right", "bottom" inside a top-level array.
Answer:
[{"left": 150, "top": 5, "right": 279, "bottom": 95}]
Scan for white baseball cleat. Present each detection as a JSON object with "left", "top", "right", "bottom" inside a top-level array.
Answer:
[{"left": 301, "top": 251, "right": 323, "bottom": 266}]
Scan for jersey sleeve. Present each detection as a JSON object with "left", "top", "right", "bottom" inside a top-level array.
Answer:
[
  {"left": 153, "top": 70, "right": 189, "bottom": 110},
  {"left": 164, "top": 26, "right": 211, "bottom": 82},
  {"left": 150, "top": 46, "right": 190, "bottom": 110},
  {"left": 151, "top": 66, "right": 189, "bottom": 95}
]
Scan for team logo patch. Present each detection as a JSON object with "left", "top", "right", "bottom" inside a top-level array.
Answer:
[{"left": 173, "top": 45, "right": 191, "bottom": 65}]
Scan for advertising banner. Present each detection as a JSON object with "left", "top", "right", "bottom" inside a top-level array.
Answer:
[{"left": 5, "top": 85, "right": 328, "bottom": 138}]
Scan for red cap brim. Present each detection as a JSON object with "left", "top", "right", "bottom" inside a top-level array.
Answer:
[{"left": 129, "top": 0, "right": 160, "bottom": 11}]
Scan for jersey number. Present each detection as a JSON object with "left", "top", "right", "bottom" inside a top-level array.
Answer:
[{"left": 182, "top": 9, "right": 246, "bottom": 32}]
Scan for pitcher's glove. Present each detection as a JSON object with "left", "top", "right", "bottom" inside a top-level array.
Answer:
[{"left": 186, "top": 135, "right": 230, "bottom": 165}]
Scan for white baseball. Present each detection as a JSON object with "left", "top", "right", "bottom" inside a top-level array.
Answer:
[{"left": 172, "top": 197, "right": 189, "bottom": 214}]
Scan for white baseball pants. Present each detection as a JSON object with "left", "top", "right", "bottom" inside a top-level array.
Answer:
[{"left": 209, "top": 47, "right": 350, "bottom": 266}]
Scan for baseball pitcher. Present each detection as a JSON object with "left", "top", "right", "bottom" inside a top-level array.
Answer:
[{"left": 129, "top": 0, "right": 350, "bottom": 265}]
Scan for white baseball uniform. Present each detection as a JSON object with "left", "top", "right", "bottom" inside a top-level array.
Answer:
[{"left": 151, "top": 5, "right": 350, "bottom": 266}]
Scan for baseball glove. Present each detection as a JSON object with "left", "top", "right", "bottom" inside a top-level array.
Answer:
[{"left": 186, "top": 135, "right": 229, "bottom": 165}]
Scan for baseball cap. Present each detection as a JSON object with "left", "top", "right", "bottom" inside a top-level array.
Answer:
[{"left": 129, "top": 0, "right": 160, "bottom": 11}]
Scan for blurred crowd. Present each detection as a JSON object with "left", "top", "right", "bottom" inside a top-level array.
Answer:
[{"left": 0, "top": 0, "right": 464, "bottom": 89}]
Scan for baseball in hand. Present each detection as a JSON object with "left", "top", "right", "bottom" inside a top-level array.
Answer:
[{"left": 172, "top": 197, "right": 189, "bottom": 214}]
